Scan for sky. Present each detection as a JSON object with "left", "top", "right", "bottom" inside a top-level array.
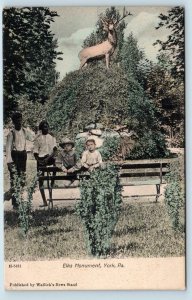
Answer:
[{"left": 50, "top": 6, "right": 172, "bottom": 80}]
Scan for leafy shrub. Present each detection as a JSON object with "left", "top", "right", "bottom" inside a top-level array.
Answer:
[
  {"left": 75, "top": 138, "right": 86, "bottom": 160},
  {"left": 128, "top": 130, "right": 170, "bottom": 159},
  {"left": 164, "top": 158, "right": 185, "bottom": 230},
  {"left": 18, "top": 97, "right": 50, "bottom": 130},
  {"left": 47, "top": 65, "right": 130, "bottom": 137},
  {"left": 47, "top": 63, "right": 169, "bottom": 159},
  {"left": 99, "top": 136, "right": 120, "bottom": 161},
  {"left": 171, "top": 121, "right": 185, "bottom": 148},
  {"left": 76, "top": 164, "right": 122, "bottom": 257},
  {"left": 13, "top": 171, "right": 38, "bottom": 235}
]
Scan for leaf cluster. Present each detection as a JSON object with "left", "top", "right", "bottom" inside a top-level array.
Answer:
[
  {"left": 154, "top": 6, "right": 184, "bottom": 81},
  {"left": 99, "top": 136, "right": 120, "bottom": 161},
  {"left": 3, "top": 7, "right": 62, "bottom": 120},
  {"left": 76, "top": 164, "right": 122, "bottom": 256},
  {"left": 164, "top": 159, "right": 185, "bottom": 231},
  {"left": 12, "top": 169, "right": 38, "bottom": 235}
]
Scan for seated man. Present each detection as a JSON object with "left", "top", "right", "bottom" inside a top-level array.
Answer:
[{"left": 33, "top": 120, "right": 57, "bottom": 207}]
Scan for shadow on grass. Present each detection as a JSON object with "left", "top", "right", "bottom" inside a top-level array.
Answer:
[
  {"left": 34, "top": 227, "right": 73, "bottom": 237},
  {"left": 110, "top": 242, "right": 139, "bottom": 255},
  {"left": 114, "top": 224, "right": 147, "bottom": 236},
  {"left": 4, "top": 211, "right": 18, "bottom": 227},
  {"left": 4, "top": 207, "right": 75, "bottom": 229}
]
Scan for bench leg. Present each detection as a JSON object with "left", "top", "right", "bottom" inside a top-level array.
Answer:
[
  {"left": 156, "top": 184, "right": 160, "bottom": 202},
  {"left": 39, "top": 172, "right": 48, "bottom": 206},
  {"left": 46, "top": 173, "right": 53, "bottom": 208},
  {"left": 48, "top": 198, "right": 53, "bottom": 209},
  {"left": 47, "top": 186, "right": 53, "bottom": 209}
]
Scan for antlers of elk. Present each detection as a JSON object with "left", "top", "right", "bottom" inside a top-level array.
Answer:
[{"left": 113, "top": 7, "right": 132, "bottom": 27}]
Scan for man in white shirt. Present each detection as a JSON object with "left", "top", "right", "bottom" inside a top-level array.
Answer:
[
  {"left": 6, "top": 112, "right": 29, "bottom": 209},
  {"left": 33, "top": 120, "right": 57, "bottom": 207}
]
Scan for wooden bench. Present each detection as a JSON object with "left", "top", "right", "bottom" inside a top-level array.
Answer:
[
  {"left": 38, "top": 167, "right": 87, "bottom": 209},
  {"left": 38, "top": 158, "right": 177, "bottom": 208},
  {"left": 119, "top": 158, "right": 177, "bottom": 202}
]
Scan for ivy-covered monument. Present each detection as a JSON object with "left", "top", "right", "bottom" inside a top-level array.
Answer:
[{"left": 47, "top": 7, "right": 168, "bottom": 160}]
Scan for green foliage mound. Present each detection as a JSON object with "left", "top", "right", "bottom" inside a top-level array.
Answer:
[
  {"left": 47, "top": 65, "right": 129, "bottom": 137},
  {"left": 76, "top": 164, "right": 122, "bottom": 257},
  {"left": 48, "top": 64, "right": 168, "bottom": 159},
  {"left": 164, "top": 157, "right": 185, "bottom": 231}
]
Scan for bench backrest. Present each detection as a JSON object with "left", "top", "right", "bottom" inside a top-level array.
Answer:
[
  {"left": 119, "top": 158, "right": 178, "bottom": 184},
  {"left": 38, "top": 158, "right": 177, "bottom": 184}
]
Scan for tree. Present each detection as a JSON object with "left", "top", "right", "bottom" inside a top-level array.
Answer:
[
  {"left": 119, "top": 33, "right": 144, "bottom": 79},
  {"left": 154, "top": 6, "right": 184, "bottom": 81},
  {"left": 3, "top": 7, "right": 62, "bottom": 121},
  {"left": 154, "top": 6, "right": 185, "bottom": 147},
  {"left": 145, "top": 53, "right": 184, "bottom": 147}
]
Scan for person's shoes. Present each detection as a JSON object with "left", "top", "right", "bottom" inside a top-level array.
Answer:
[
  {"left": 51, "top": 183, "right": 57, "bottom": 188},
  {"left": 39, "top": 204, "right": 48, "bottom": 208},
  {"left": 68, "top": 180, "right": 78, "bottom": 187},
  {"left": 4, "top": 190, "right": 12, "bottom": 201},
  {"left": 12, "top": 205, "right": 19, "bottom": 210}
]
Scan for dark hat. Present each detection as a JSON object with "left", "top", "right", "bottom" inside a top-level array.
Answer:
[{"left": 59, "top": 138, "right": 74, "bottom": 147}]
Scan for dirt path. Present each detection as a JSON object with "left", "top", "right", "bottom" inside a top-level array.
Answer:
[{"left": 4, "top": 184, "right": 166, "bottom": 211}]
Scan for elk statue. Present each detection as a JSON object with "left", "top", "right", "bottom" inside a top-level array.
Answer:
[{"left": 78, "top": 8, "right": 132, "bottom": 69}]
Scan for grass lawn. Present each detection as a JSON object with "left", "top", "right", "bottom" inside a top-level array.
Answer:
[
  {"left": 4, "top": 202, "right": 185, "bottom": 261},
  {"left": 4, "top": 155, "right": 185, "bottom": 260}
]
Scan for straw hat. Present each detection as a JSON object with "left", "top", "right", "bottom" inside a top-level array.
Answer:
[{"left": 59, "top": 137, "right": 74, "bottom": 147}]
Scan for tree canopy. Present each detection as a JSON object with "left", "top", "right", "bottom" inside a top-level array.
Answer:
[
  {"left": 154, "top": 6, "right": 184, "bottom": 81},
  {"left": 152, "top": 6, "right": 185, "bottom": 146},
  {"left": 3, "top": 7, "right": 63, "bottom": 121}
]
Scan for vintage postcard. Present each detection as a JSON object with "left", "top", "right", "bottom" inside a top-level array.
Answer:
[{"left": 3, "top": 6, "right": 185, "bottom": 290}]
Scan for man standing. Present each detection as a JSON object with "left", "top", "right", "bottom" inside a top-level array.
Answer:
[
  {"left": 6, "top": 112, "right": 31, "bottom": 209},
  {"left": 33, "top": 120, "right": 57, "bottom": 207}
]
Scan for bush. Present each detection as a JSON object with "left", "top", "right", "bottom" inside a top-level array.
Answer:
[
  {"left": 18, "top": 97, "right": 50, "bottom": 130},
  {"left": 47, "top": 64, "right": 169, "bottom": 159},
  {"left": 75, "top": 138, "right": 86, "bottom": 160},
  {"left": 164, "top": 157, "right": 185, "bottom": 231},
  {"left": 76, "top": 164, "right": 122, "bottom": 257},
  {"left": 171, "top": 121, "right": 185, "bottom": 148},
  {"left": 13, "top": 170, "right": 38, "bottom": 235},
  {"left": 99, "top": 136, "right": 120, "bottom": 161},
  {"left": 128, "top": 130, "right": 170, "bottom": 159}
]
